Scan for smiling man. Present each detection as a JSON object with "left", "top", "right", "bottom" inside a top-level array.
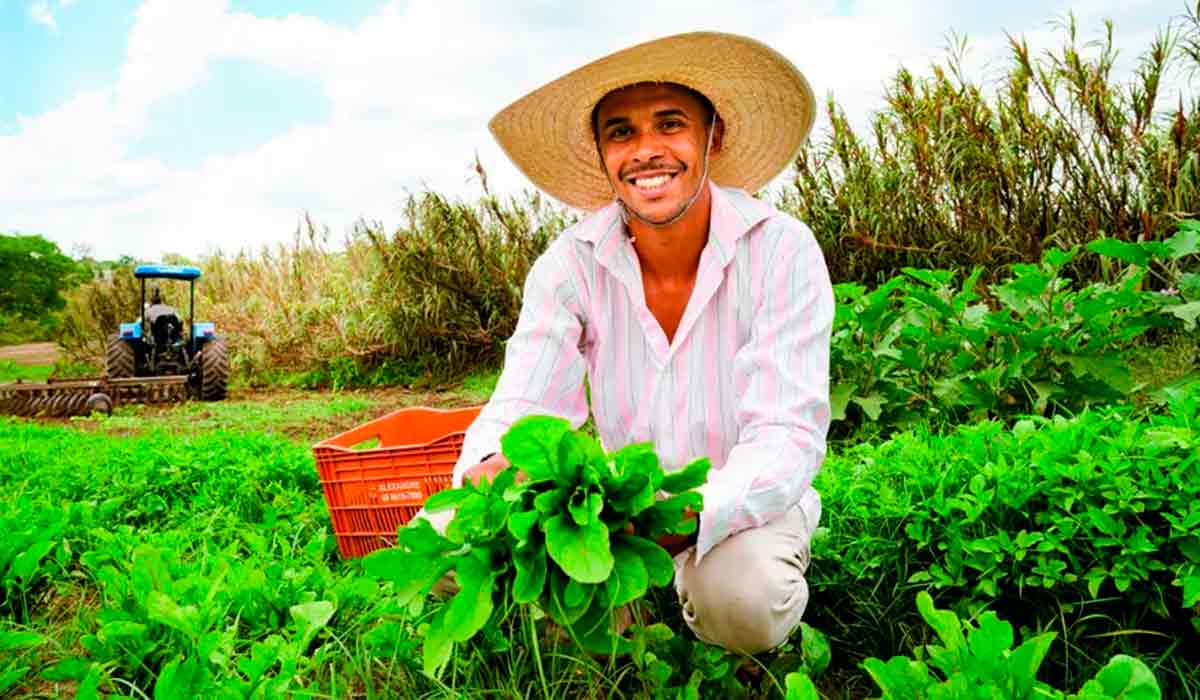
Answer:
[{"left": 445, "top": 32, "right": 833, "bottom": 655}]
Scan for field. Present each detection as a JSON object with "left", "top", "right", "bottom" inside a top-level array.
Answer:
[{"left": 1, "top": 359, "right": 1197, "bottom": 698}]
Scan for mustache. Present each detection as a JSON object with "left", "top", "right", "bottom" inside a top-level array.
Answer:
[{"left": 619, "top": 161, "right": 685, "bottom": 180}]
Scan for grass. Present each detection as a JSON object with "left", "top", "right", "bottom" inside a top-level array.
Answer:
[{"left": 0, "top": 360, "right": 53, "bottom": 384}]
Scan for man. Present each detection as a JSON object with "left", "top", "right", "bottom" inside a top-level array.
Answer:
[{"left": 442, "top": 32, "right": 833, "bottom": 655}]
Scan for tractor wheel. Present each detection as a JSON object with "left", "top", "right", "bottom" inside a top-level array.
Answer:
[
  {"left": 199, "top": 336, "right": 230, "bottom": 401},
  {"left": 106, "top": 334, "right": 135, "bottom": 378}
]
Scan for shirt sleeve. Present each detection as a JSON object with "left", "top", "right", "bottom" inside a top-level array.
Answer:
[
  {"left": 452, "top": 238, "right": 590, "bottom": 486},
  {"left": 694, "top": 220, "right": 835, "bottom": 563}
]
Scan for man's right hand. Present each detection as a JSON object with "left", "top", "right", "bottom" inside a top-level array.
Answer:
[{"left": 462, "top": 452, "right": 516, "bottom": 487}]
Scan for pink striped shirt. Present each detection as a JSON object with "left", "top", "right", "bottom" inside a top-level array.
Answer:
[{"left": 453, "top": 182, "right": 834, "bottom": 562}]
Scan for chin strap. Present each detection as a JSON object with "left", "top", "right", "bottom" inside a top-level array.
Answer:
[{"left": 609, "top": 112, "right": 718, "bottom": 237}]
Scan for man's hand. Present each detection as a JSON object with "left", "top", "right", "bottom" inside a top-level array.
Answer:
[
  {"left": 657, "top": 508, "right": 699, "bottom": 557},
  {"left": 462, "top": 452, "right": 516, "bottom": 487},
  {"left": 623, "top": 508, "right": 698, "bottom": 557}
]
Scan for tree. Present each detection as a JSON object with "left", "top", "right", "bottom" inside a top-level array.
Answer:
[{"left": 0, "top": 233, "right": 88, "bottom": 319}]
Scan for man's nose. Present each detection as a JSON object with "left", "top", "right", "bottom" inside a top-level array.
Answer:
[{"left": 630, "top": 129, "right": 666, "bottom": 162}]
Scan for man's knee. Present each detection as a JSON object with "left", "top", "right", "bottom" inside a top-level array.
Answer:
[{"left": 675, "top": 507, "right": 813, "bottom": 654}]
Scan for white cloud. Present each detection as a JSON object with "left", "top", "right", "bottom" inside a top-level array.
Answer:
[
  {"left": 29, "top": 0, "right": 57, "bottom": 31},
  {"left": 1, "top": 0, "right": 1191, "bottom": 260}
]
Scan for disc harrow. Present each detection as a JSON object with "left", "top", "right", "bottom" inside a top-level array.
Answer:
[{"left": 0, "top": 375, "right": 191, "bottom": 418}]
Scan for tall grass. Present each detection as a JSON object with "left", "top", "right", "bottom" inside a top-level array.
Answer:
[{"left": 784, "top": 13, "right": 1200, "bottom": 284}]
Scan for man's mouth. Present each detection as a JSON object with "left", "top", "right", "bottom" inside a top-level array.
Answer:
[{"left": 625, "top": 170, "right": 679, "bottom": 194}]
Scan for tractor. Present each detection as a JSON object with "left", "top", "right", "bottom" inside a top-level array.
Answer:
[{"left": 106, "top": 264, "right": 229, "bottom": 401}]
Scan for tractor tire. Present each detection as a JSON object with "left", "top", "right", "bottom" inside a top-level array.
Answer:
[
  {"left": 199, "top": 336, "right": 229, "bottom": 401},
  {"left": 106, "top": 334, "right": 135, "bottom": 378}
]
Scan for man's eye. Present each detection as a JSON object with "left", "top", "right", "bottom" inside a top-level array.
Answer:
[
  {"left": 661, "top": 119, "right": 684, "bottom": 131},
  {"left": 608, "top": 126, "right": 632, "bottom": 140}
]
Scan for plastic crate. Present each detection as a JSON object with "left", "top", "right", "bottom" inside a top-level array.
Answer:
[{"left": 312, "top": 405, "right": 482, "bottom": 558}]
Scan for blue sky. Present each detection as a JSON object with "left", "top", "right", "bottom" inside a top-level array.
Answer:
[{"left": 0, "top": 0, "right": 1190, "bottom": 259}]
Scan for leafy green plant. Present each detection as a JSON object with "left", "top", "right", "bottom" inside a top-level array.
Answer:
[
  {"left": 364, "top": 415, "right": 709, "bottom": 677},
  {"left": 831, "top": 222, "right": 1199, "bottom": 437},
  {"left": 862, "top": 592, "right": 1161, "bottom": 699},
  {"left": 810, "top": 383, "right": 1200, "bottom": 696}
]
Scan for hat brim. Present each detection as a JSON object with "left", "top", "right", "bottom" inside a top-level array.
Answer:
[{"left": 488, "top": 31, "right": 816, "bottom": 211}]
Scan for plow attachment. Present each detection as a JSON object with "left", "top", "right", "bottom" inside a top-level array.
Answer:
[{"left": 0, "top": 376, "right": 191, "bottom": 418}]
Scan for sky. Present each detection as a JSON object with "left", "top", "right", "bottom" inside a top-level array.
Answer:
[{"left": 1, "top": 0, "right": 1193, "bottom": 260}]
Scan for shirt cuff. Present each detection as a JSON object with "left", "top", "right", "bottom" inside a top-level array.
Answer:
[
  {"left": 452, "top": 421, "right": 507, "bottom": 487},
  {"left": 693, "top": 466, "right": 746, "bottom": 565}
]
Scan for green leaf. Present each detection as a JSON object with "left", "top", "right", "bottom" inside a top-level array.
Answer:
[
  {"left": 75, "top": 665, "right": 102, "bottom": 700},
  {"left": 1067, "top": 355, "right": 1134, "bottom": 393},
  {"left": 862, "top": 656, "right": 933, "bottom": 697},
  {"left": 444, "top": 492, "right": 493, "bottom": 543},
  {"left": 916, "top": 591, "right": 965, "bottom": 651},
  {"left": 616, "top": 534, "right": 675, "bottom": 587},
  {"left": 568, "top": 489, "right": 603, "bottom": 526},
  {"left": 0, "top": 666, "right": 29, "bottom": 695},
  {"left": 423, "top": 608, "right": 454, "bottom": 677},
  {"left": 289, "top": 601, "right": 335, "bottom": 633},
  {"left": 609, "top": 539, "right": 649, "bottom": 607},
  {"left": 507, "top": 509, "right": 540, "bottom": 544},
  {"left": 660, "top": 458, "right": 711, "bottom": 494},
  {"left": 501, "top": 415, "right": 571, "bottom": 482},
  {"left": 443, "top": 556, "right": 496, "bottom": 643},
  {"left": 1008, "top": 632, "right": 1056, "bottom": 698},
  {"left": 1088, "top": 239, "right": 1151, "bottom": 266},
  {"left": 363, "top": 549, "right": 455, "bottom": 606},
  {"left": 544, "top": 514, "right": 613, "bottom": 584},
  {"left": 852, "top": 394, "right": 884, "bottom": 421},
  {"left": 10, "top": 539, "right": 54, "bottom": 582},
  {"left": 513, "top": 547, "right": 547, "bottom": 604},
  {"left": 0, "top": 631, "right": 46, "bottom": 652},
  {"left": 1181, "top": 575, "right": 1200, "bottom": 608},
  {"left": 40, "top": 658, "right": 91, "bottom": 682},
  {"left": 799, "top": 623, "right": 831, "bottom": 676},
  {"left": 547, "top": 570, "right": 595, "bottom": 625},
  {"left": 533, "top": 489, "right": 565, "bottom": 516},
  {"left": 785, "top": 672, "right": 820, "bottom": 700},
  {"left": 564, "top": 578, "right": 593, "bottom": 609},
  {"left": 422, "top": 487, "right": 473, "bottom": 513},
  {"left": 830, "top": 383, "right": 855, "bottom": 422},
  {"left": 1165, "top": 223, "right": 1200, "bottom": 259},
  {"left": 398, "top": 517, "right": 455, "bottom": 555},
  {"left": 1076, "top": 654, "right": 1161, "bottom": 699},
  {"left": 155, "top": 657, "right": 201, "bottom": 700},
  {"left": 1165, "top": 301, "right": 1200, "bottom": 331},
  {"left": 146, "top": 590, "right": 201, "bottom": 637}
]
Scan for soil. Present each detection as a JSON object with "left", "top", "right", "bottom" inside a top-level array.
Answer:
[{"left": 0, "top": 342, "right": 60, "bottom": 365}]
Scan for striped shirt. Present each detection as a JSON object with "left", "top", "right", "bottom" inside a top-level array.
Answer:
[{"left": 453, "top": 182, "right": 834, "bottom": 562}]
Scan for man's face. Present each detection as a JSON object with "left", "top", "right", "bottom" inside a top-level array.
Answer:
[{"left": 594, "top": 83, "right": 723, "bottom": 226}]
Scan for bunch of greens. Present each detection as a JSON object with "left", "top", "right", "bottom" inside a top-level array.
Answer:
[{"left": 363, "top": 415, "right": 710, "bottom": 676}]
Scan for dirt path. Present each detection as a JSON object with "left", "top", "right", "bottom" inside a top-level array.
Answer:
[{"left": 0, "top": 342, "right": 60, "bottom": 365}]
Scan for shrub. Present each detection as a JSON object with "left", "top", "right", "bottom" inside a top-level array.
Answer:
[{"left": 809, "top": 384, "right": 1200, "bottom": 695}]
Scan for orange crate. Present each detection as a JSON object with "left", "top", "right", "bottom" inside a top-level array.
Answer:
[{"left": 312, "top": 405, "right": 482, "bottom": 558}]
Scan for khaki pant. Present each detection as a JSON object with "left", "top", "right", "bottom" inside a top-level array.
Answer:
[{"left": 414, "top": 493, "right": 818, "bottom": 655}]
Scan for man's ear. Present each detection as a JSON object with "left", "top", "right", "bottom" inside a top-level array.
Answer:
[{"left": 710, "top": 115, "right": 726, "bottom": 154}]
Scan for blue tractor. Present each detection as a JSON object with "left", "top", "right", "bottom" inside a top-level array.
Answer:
[{"left": 105, "top": 264, "right": 229, "bottom": 401}]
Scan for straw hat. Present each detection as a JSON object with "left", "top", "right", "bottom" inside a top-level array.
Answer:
[{"left": 488, "top": 31, "right": 816, "bottom": 211}]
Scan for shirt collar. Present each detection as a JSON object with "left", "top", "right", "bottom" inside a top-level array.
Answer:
[{"left": 575, "top": 181, "right": 774, "bottom": 268}]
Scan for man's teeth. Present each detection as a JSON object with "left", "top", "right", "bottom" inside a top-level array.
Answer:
[{"left": 634, "top": 174, "right": 671, "bottom": 188}]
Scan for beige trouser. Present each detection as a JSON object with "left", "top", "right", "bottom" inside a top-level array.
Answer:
[{"left": 414, "top": 494, "right": 818, "bottom": 655}]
